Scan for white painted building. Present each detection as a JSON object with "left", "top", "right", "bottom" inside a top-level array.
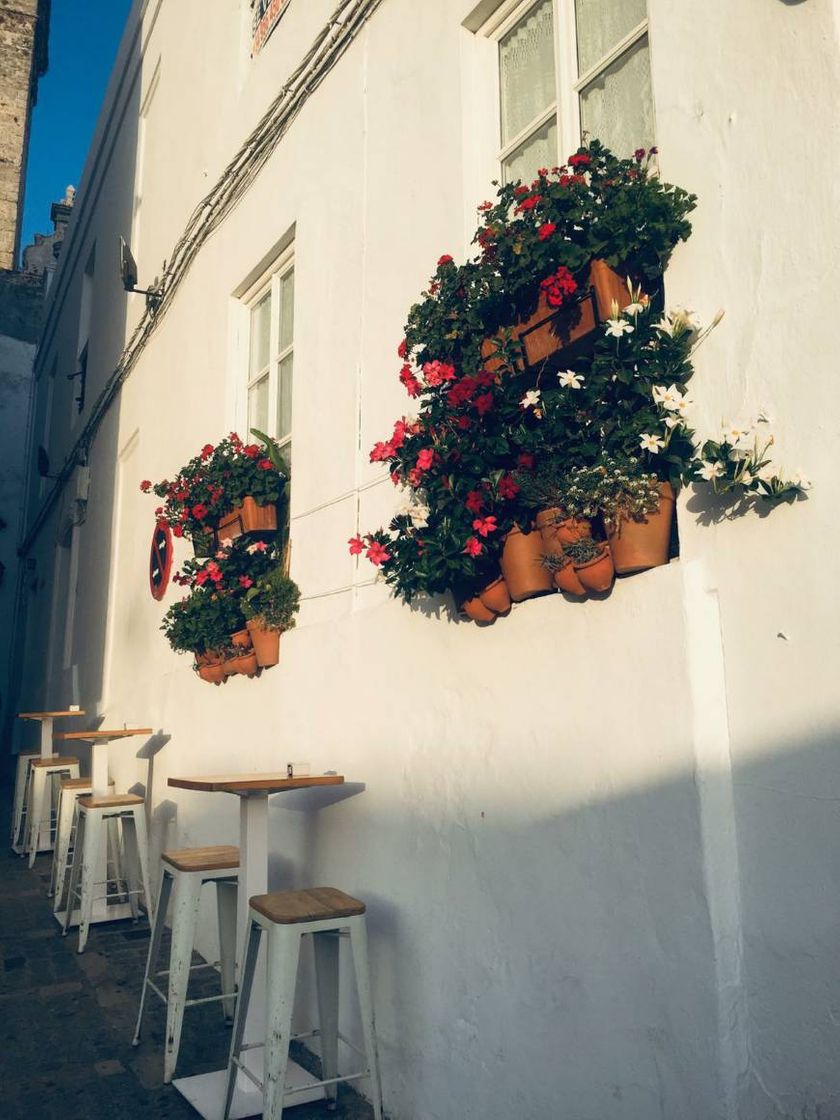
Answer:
[{"left": 8, "top": 1, "right": 840, "bottom": 1117}]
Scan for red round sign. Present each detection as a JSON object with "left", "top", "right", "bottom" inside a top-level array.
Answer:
[{"left": 149, "top": 523, "right": 173, "bottom": 600}]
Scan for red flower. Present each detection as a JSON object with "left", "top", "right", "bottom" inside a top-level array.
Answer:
[
  {"left": 463, "top": 536, "right": 483, "bottom": 557},
  {"left": 416, "top": 448, "right": 434, "bottom": 471},
  {"left": 472, "top": 516, "right": 498, "bottom": 538},
  {"left": 258, "top": 458, "right": 273, "bottom": 470},
  {"left": 477, "top": 200, "right": 492, "bottom": 211},
  {"left": 465, "top": 491, "right": 484, "bottom": 514},
  {"left": 200, "top": 444, "right": 214, "bottom": 459},
  {"left": 348, "top": 535, "right": 365, "bottom": 555},
  {"left": 634, "top": 147, "right": 646, "bottom": 163},
  {"left": 538, "top": 222, "right": 556, "bottom": 241},
  {"left": 517, "top": 452, "right": 535, "bottom": 470},
  {"left": 456, "top": 416, "right": 472, "bottom": 430},
  {"left": 474, "top": 392, "right": 494, "bottom": 416},
  {"left": 238, "top": 576, "right": 254, "bottom": 589},
  {"left": 192, "top": 503, "right": 209, "bottom": 520},
  {"left": 243, "top": 444, "right": 261, "bottom": 458},
  {"left": 423, "top": 360, "right": 456, "bottom": 387},
  {"left": 370, "top": 441, "right": 395, "bottom": 464},
  {"left": 498, "top": 474, "right": 520, "bottom": 500},
  {"left": 540, "top": 265, "right": 578, "bottom": 308},
  {"left": 139, "top": 480, "right": 151, "bottom": 492},
  {"left": 446, "top": 376, "right": 478, "bottom": 408},
  {"left": 515, "top": 194, "right": 542, "bottom": 213},
  {"left": 407, "top": 467, "right": 424, "bottom": 488},
  {"left": 513, "top": 185, "right": 529, "bottom": 198},
  {"left": 195, "top": 570, "right": 210, "bottom": 586},
  {"left": 366, "top": 540, "right": 391, "bottom": 566},
  {"left": 391, "top": 471, "right": 401, "bottom": 486},
  {"left": 399, "top": 364, "right": 422, "bottom": 398},
  {"left": 437, "top": 254, "right": 454, "bottom": 267},
  {"left": 173, "top": 524, "right": 184, "bottom": 538},
  {"left": 568, "top": 153, "right": 591, "bottom": 168},
  {"left": 397, "top": 338, "right": 408, "bottom": 359}
]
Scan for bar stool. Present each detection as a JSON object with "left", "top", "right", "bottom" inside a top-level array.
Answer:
[
  {"left": 132, "top": 845, "right": 239, "bottom": 1083},
  {"left": 10, "top": 752, "right": 38, "bottom": 851},
  {"left": 50, "top": 777, "right": 94, "bottom": 903},
  {"left": 25, "top": 756, "right": 81, "bottom": 866},
  {"left": 62, "top": 794, "right": 153, "bottom": 953},
  {"left": 224, "top": 887, "right": 383, "bottom": 1120}
]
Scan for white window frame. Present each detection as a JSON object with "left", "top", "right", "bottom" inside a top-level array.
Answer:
[
  {"left": 239, "top": 244, "right": 295, "bottom": 460},
  {"left": 468, "top": 0, "right": 651, "bottom": 190}
]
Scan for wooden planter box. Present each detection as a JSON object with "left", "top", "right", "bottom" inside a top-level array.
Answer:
[{"left": 214, "top": 496, "right": 277, "bottom": 545}]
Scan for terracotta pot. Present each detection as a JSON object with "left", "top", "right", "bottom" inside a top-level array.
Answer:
[
  {"left": 535, "top": 508, "right": 592, "bottom": 553},
  {"left": 460, "top": 595, "right": 497, "bottom": 624},
  {"left": 552, "top": 558, "right": 587, "bottom": 597},
  {"left": 221, "top": 651, "right": 259, "bottom": 678},
  {"left": 500, "top": 526, "right": 553, "bottom": 602},
  {"left": 246, "top": 619, "right": 281, "bottom": 667},
  {"left": 216, "top": 497, "right": 277, "bottom": 543},
  {"left": 198, "top": 663, "right": 226, "bottom": 684},
  {"left": 480, "top": 260, "right": 631, "bottom": 372},
  {"left": 231, "top": 628, "right": 252, "bottom": 650},
  {"left": 607, "top": 483, "right": 675, "bottom": 574},
  {"left": 479, "top": 576, "right": 511, "bottom": 615},
  {"left": 573, "top": 544, "right": 615, "bottom": 593}
]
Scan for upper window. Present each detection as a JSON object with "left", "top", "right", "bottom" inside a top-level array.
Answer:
[
  {"left": 246, "top": 250, "right": 294, "bottom": 465},
  {"left": 495, "top": 0, "right": 653, "bottom": 184}
]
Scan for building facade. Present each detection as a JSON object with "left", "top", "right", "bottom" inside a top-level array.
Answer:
[{"left": 9, "top": 2, "right": 840, "bottom": 1118}]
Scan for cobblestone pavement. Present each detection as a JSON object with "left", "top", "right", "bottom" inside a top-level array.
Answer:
[{"left": 0, "top": 787, "right": 375, "bottom": 1120}]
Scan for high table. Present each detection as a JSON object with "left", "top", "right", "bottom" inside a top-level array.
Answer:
[
  {"left": 167, "top": 772, "right": 345, "bottom": 1120},
  {"left": 52, "top": 728, "right": 153, "bottom": 928},
  {"left": 14, "top": 710, "right": 87, "bottom": 853}
]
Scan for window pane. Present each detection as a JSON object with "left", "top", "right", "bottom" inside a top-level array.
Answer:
[
  {"left": 276, "top": 354, "right": 293, "bottom": 442},
  {"left": 503, "top": 116, "right": 557, "bottom": 186},
  {"left": 580, "top": 37, "right": 653, "bottom": 156},
  {"left": 499, "top": 0, "right": 555, "bottom": 146},
  {"left": 278, "top": 268, "right": 294, "bottom": 352},
  {"left": 248, "top": 375, "right": 269, "bottom": 434},
  {"left": 249, "top": 293, "right": 271, "bottom": 377},
  {"left": 575, "top": 0, "right": 647, "bottom": 75}
]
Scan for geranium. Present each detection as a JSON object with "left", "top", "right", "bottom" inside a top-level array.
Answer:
[
  {"left": 366, "top": 540, "right": 391, "bottom": 566},
  {"left": 540, "top": 266, "right": 577, "bottom": 308},
  {"left": 139, "top": 480, "right": 151, "bottom": 492},
  {"left": 538, "top": 222, "right": 556, "bottom": 241}
]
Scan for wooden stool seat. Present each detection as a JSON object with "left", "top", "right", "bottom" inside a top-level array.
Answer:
[
  {"left": 60, "top": 777, "right": 91, "bottom": 790},
  {"left": 250, "top": 886, "right": 366, "bottom": 926},
  {"left": 78, "top": 793, "right": 144, "bottom": 810},
  {"left": 161, "top": 845, "right": 240, "bottom": 873},
  {"left": 32, "top": 755, "right": 80, "bottom": 768}
]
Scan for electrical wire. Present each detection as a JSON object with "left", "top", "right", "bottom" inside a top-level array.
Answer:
[{"left": 19, "top": 0, "right": 384, "bottom": 557}]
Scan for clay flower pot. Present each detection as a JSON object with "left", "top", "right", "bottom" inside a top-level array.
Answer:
[
  {"left": 216, "top": 496, "right": 277, "bottom": 543},
  {"left": 221, "top": 651, "right": 259, "bottom": 678},
  {"left": 480, "top": 260, "right": 630, "bottom": 372},
  {"left": 460, "top": 595, "right": 497, "bottom": 624},
  {"left": 231, "top": 628, "right": 252, "bottom": 651},
  {"left": 607, "top": 483, "right": 675, "bottom": 574},
  {"left": 246, "top": 619, "right": 281, "bottom": 667},
  {"left": 479, "top": 576, "right": 512, "bottom": 615},
  {"left": 197, "top": 662, "right": 226, "bottom": 684},
  {"left": 535, "top": 508, "right": 592, "bottom": 553},
  {"left": 573, "top": 543, "right": 615, "bottom": 593},
  {"left": 552, "top": 557, "right": 587, "bottom": 597},
  {"left": 500, "top": 526, "right": 553, "bottom": 602}
]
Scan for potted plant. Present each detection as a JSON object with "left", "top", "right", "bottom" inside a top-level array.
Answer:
[
  {"left": 241, "top": 566, "right": 301, "bottom": 667},
  {"left": 161, "top": 588, "right": 245, "bottom": 684},
  {"left": 562, "top": 536, "right": 615, "bottom": 593},
  {"left": 540, "top": 552, "right": 586, "bottom": 597},
  {"left": 515, "top": 464, "right": 594, "bottom": 554}
]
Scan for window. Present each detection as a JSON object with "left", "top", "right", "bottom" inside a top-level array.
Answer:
[
  {"left": 245, "top": 250, "right": 294, "bottom": 464},
  {"left": 492, "top": 0, "right": 654, "bottom": 184}
]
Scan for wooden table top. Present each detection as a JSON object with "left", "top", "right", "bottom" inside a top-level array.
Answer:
[
  {"left": 168, "top": 773, "right": 345, "bottom": 794},
  {"left": 19, "top": 710, "right": 86, "bottom": 719},
  {"left": 53, "top": 728, "right": 153, "bottom": 741}
]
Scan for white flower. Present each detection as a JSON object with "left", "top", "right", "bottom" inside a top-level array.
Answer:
[
  {"left": 410, "top": 504, "right": 430, "bottom": 528},
  {"left": 605, "top": 318, "right": 634, "bottom": 338},
  {"left": 792, "top": 470, "right": 812, "bottom": 490},
  {"left": 219, "top": 537, "right": 234, "bottom": 549},
  {"left": 557, "top": 370, "right": 584, "bottom": 389},
  {"left": 739, "top": 470, "right": 755, "bottom": 487},
  {"left": 624, "top": 301, "right": 646, "bottom": 316},
  {"left": 699, "top": 461, "right": 724, "bottom": 481},
  {"left": 520, "top": 389, "right": 541, "bottom": 409},
  {"left": 639, "top": 433, "right": 665, "bottom": 453},
  {"left": 664, "top": 416, "right": 683, "bottom": 430},
  {"left": 655, "top": 308, "right": 699, "bottom": 337},
  {"left": 721, "top": 423, "right": 752, "bottom": 446}
]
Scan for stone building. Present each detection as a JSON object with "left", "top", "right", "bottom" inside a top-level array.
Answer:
[{"left": 9, "top": 3, "right": 840, "bottom": 1119}]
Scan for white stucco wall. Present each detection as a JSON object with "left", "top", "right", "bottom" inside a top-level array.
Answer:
[{"left": 13, "top": 1, "right": 840, "bottom": 1118}]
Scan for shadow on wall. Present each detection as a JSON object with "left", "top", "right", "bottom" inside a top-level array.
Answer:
[{"left": 157, "top": 727, "right": 840, "bottom": 1120}]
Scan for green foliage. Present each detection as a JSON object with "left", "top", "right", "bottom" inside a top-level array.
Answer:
[
  {"left": 562, "top": 537, "right": 605, "bottom": 564},
  {"left": 242, "top": 567, "right": 300, "bottom": 632},
  {"left": 161, "top": 589, "right": 244, "bottom": 655}
]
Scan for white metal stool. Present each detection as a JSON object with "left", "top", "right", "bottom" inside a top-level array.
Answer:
[
  {"left": 62, "top": 793, "right": 153, "bottom": 953},
  {"left": 132, "top": 845, "right": 240, "bottom": 1083},
  {"left": 10, "top": 752, "right": 38, "bottom": 851},
  {"left": 25, "top": 756, "right": 81, "bottom": 865},
  {"left": 50, "top": 777, "right": 93, "bottom": 903},
  {"left": 224, "top": 887, "right": 383, "bottom": 1120}
]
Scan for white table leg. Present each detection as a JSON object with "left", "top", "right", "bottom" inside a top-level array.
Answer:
[
  {"left": 39, "top": 717, "right": 53, "bottom": 760},
  {"left": 90, "top": 741, "right": 110, "bottom": 797}
]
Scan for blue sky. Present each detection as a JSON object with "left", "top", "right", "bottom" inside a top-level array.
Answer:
[{"left": 20, "top": 0, "right": 132, "bottom": 259}]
